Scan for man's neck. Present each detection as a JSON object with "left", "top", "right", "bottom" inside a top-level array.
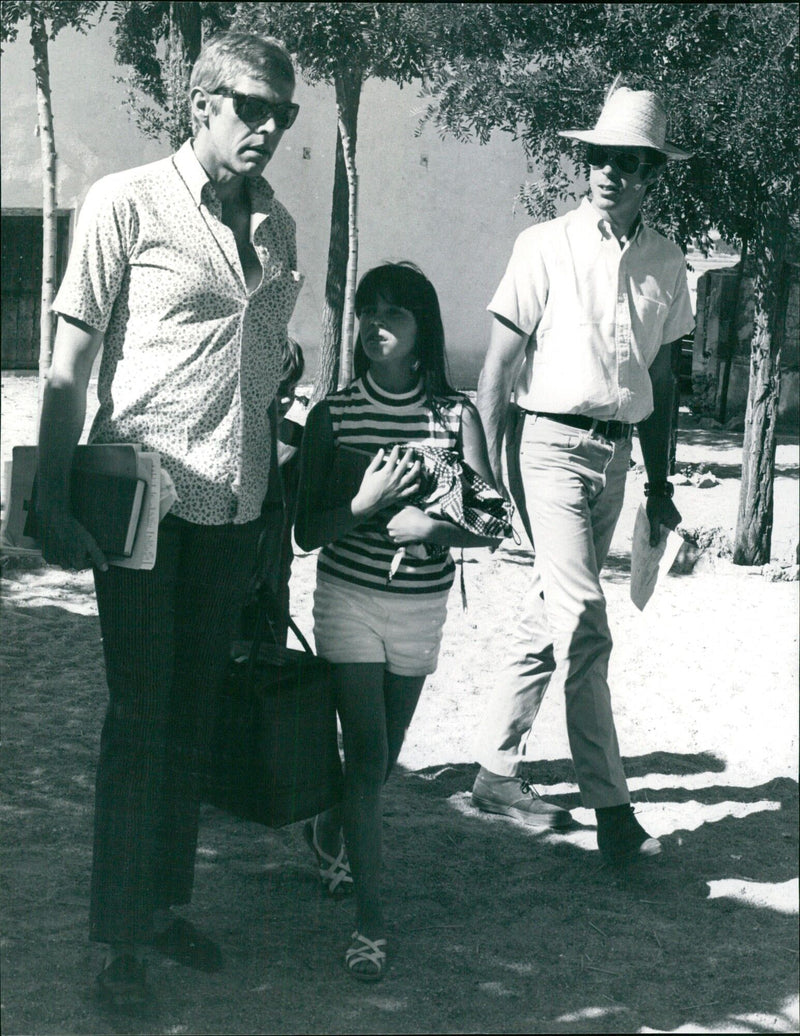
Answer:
[
  {"left": 589, "top": 199, "right": 643, "bottom": 244},
  {"left": 191, "top": 139, "right": 248, "bottom": 207}
]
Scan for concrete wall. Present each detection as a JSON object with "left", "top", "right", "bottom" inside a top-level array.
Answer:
[{"left": 1, "top": 21, "right": 571, "bottom": 388}]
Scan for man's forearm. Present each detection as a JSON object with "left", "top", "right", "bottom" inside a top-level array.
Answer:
[
  {"left": 638, "top": 344, "right": 677, "bottom": 484},
  {"left": 476, "top": 318, "right": 527, "bottom": 481},
  {"left": 476, "top": 371, "right": 512, "bottom": 476},
  {"left": 36, "top": 316, "right": 101, "bottom": 510},
  {"left": 36, "top": 381, "right": 89, "bottom": 508}
]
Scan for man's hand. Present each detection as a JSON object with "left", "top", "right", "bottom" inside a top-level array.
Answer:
[
  {"left": 645, "top": 494, "right": 681, "bottom": 547},
  {"left": 39, "top": 503, "right": 108, "bottom": 571}
]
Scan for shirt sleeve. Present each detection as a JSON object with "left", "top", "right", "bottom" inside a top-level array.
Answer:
[
  {"left": 52, "top": 176, "right": 133, "bottom": 333},
  {"left": 661, "top": 258, "right": 695, "bottom": 344},
  {"left": 293, "top": 400, "right": 338, "bottom": 550},
  {"left": 487, "top": 228, "right": 549, "bottom": 337}
]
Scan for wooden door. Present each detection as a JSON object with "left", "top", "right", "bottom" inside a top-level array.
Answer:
[{"left": 1, "top": 211, "right": 71, "bottom": 370}]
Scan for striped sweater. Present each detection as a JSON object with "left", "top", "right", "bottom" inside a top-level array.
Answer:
[{"left": 318, "top": 372, "right": 463, "bottom": 595}]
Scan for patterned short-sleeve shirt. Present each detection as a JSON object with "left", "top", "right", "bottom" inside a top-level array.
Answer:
[{"left": 52, "top": 140, "right": 303, "bottom": 525}]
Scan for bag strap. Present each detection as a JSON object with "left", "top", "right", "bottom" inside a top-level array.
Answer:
[
  {"left": 245, "top": 519, "right": 315, "bottom": 680},
  {"left": 250, "top": 579, "right": 314, "bottom": 654}
]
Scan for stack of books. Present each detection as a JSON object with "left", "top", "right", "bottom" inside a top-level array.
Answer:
[{"left": 2, "top": 444, "right": 162, "bottom": 570}]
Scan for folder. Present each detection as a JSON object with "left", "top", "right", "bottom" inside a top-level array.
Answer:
[{"left": 3, "top": 444, "right": 160, "bottom": 568}]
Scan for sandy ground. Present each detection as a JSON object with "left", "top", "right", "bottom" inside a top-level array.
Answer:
[{"left": 1, "top": 372, "right": 798, "bottom": 1035}]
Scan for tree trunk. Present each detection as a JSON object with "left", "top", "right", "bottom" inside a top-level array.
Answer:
[
  {"left": 165, "top": 1, "right": 194, "bottom": 150},
  {"left": 30, "top": 8, "right": 56, "bottom": 418},
  {"left": 733, "top": 221, "right": 789, "bottom": 565},
  {"left": 336, "top": 73, "right": 361, "bottom": 388},
  {"left": 313, "top": 71, "right": 361, "bottom": 402},
  {"left": 313, "top": 133, "right": 348, "bottom": 402}
]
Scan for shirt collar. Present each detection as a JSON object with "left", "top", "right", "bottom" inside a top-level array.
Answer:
[
  {"left": 172, "top": 139, "right": 276, "bottom": 214},
  {"left": 578, "top": 195, "right": 645, "bottom": 244}
]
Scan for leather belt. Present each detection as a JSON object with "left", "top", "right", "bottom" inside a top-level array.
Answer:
[{"left": 527, "top": 411, "right": 633, "bottom": 441}]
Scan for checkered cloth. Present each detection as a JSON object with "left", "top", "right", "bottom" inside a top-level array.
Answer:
[
  {"left": 405, "top": 444, "right": 515, "bottom": 542},
  {"left": 386, "top": 444, "right": 516, "bottom": 596}
]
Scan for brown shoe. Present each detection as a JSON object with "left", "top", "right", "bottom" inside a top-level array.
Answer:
[{"left": 472, "top": 769, "right": 572, "bottom": 829}]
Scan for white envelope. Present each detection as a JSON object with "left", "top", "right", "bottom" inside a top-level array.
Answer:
[{"left": 630, "top": 503, "right": 685, "bottom": 611}]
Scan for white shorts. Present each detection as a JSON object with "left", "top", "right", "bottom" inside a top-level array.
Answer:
[{"left": 312, "top": 578, "right": 451, "bottom": 677}]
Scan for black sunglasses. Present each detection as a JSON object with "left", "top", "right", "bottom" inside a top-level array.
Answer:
[
  {"left": 585, "top": 144, "right": 645, "bottom": 175},
  {"left": 212, "top": 88, "right": 299, "bottom": 130}
]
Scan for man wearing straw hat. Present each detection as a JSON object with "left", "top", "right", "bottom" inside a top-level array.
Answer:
[{"left": 471, "top": 84, "right": 695, "bottom": 864}]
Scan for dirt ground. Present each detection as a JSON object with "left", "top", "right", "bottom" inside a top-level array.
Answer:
[{"left": 1, "top": 372, "right": 798, "bottom": 1035}]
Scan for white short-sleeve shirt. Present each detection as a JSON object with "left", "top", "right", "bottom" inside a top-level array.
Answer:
[
  {"left": 52, "top": 141, "right": 303, "bottom": 525},
  {"left": 488, "top": 197, "right": 695, "bottom": 423}
]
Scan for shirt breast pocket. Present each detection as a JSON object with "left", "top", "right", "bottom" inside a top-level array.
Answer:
[
  {"left": 262, "top": 267, "right": 304, "bottom": 326},
  {"left": 631, "top": 295, "right": 668, "bottom": 357}
]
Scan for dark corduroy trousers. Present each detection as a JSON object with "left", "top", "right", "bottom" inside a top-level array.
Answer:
[{"left": 89, "top": 514, "right": 262, "bottom": 945}]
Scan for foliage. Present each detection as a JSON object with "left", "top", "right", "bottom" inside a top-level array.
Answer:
[
  {"left": 0, "top": 0, "right": 100, "bottom": 46},
  {"left": 231, "top": 2, "right": 519, "bottom": 88},
  {"left": 422, "top": 3, "right": 798, "bottom": 563},
  {"left": 230, "top": 2, "right": 527, "bottom": 393},
  {"left": 422, "top": 3, "right": 799, "bottom": 255},
  {"left": 1, "top": 0, "right": 103, "bottom": 406},
  {"left": 108, "top": 2, "right": 232, "bottom": 149}
]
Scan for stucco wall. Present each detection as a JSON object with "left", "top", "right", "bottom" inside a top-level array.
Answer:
[{"left": 1, "top": 22, "right": 566, "bottom": 387}]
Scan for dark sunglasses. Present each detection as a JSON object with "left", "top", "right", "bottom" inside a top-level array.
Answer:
[
  {"left": 585, "top": 144, "right": 645, "bottom": 175},
  {"left": 212, "top": 88, "right": 299, "bottom": 130}
]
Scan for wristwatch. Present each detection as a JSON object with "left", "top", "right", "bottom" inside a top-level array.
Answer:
[{"left": 644, "top": 480, "right": 675, "bottom": 499}]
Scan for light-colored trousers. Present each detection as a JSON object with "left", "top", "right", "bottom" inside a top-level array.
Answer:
[{"left": 476, "top": 415, "right": 633, "bottom": 808}]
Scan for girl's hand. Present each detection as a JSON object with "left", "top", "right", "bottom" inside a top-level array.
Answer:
[
  {"left": 352, "top": 445, "right": 421, "bottom": 519},
  {"left": 386, "top": 505, "right": 434, "bottom": 545}
]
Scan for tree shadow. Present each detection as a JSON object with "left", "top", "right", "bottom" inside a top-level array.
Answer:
[
  {"left": 377, "top": 755, "right": 798, "bottom": 1034},
  {"left": 2, "top": 587, "right": 797, "bottom": 1035}
]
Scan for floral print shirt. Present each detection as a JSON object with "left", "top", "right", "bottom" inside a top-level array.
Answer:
[{"left": 52, "top": 140, "right": 303, "bottom": 524}]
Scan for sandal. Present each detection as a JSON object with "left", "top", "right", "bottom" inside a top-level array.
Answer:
[
  {"left": 303, "top": 816, "right": 354, "bottom": 895},
  {"left": 345, "top": 931, "right": 387, "bottom": 983}
]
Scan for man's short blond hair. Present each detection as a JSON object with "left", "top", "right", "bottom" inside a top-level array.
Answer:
[{"left": 189, "top": 32, "right": 295, "bottom": 134}]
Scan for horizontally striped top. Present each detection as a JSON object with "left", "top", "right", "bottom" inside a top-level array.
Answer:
[{"left": 318, "top": 372, "right": 464, "bottom": 594}]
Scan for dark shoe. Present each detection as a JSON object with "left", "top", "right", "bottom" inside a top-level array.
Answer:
[
  {"left": 596, "top": 805, "right": 662, "bottom": 865},
  {"left": 149, "top": 917, "right": 223, "bottom": 973},
  {"left": 96, "top": 954, "right": 151, "bottom": 1010},
  {"left": 472, "top": 769, "right": 572, "bottom": 830}
]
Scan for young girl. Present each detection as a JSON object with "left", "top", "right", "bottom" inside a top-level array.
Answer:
[{"left": 294, "top": 263, "right": 501, "bottom": 981}]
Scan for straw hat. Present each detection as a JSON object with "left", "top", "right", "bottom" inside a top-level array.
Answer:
[{"left": 559, "top": 85, "right": 691, "bottom": 161}]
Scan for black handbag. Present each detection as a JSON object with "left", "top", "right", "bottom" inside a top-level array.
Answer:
[{"left": 203, "top": 590, "right": 343, "bottom": 827}]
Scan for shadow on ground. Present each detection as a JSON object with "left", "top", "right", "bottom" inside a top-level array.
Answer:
[{"left": 1, "top": 588, "right": 797, "bottom": 1035}]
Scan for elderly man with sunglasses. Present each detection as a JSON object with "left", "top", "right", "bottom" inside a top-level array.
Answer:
[
  {"left": 34, "top": 32, "right": 302, "bottom": 1008},
  {"left": 472, "top": 86, "right": 695, "bottom": 865}
]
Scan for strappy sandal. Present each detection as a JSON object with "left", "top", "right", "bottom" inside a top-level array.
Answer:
[
  {"left": 303, "top": 816, "right": 354, "bottom": 895},
  {"left": 345, "top": 931, "right": 387, "bottom": 982}
]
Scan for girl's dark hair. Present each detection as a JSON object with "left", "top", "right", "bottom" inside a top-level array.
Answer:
[
  {"left": 352, "top": 262, "right": 458, "bottom": 409},
  {"left": 279, "top": 337, "right": 305, "bottom": 395}
]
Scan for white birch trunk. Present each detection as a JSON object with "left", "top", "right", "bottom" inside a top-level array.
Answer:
[{"left": 30, "top": 7, "right": 56, "bottom": 420}]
